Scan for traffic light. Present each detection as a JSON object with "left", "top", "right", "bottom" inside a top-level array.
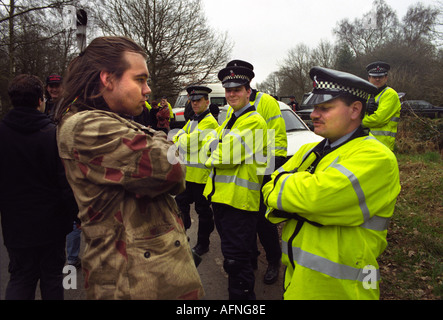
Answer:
[
  {"left": 76, "top": 9, "right": 88, "bottom": 28},
  {"left": 76, "top": 9, "right": 87, "bottom": 52}
]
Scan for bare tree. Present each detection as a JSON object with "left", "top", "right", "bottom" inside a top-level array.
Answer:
[
  {"left": 0, "top": 0, "right": 78, "bottom": 117},
  {"left": 434, "top": 1, "right": 443, "bottom": 48},
  {"left": 0, "top": 0, "right": 73, "bottom": 23},
  {"left": 311, "top": 39, "right": 335, "bottom": 68},
  {"left": 256, "top": 71, "right": 281, "bottom": 97},
  {"left": 95, "top": 0, "right": 232, "bottom": 100},
  {"left": 333, "top": 0, "right": 399, "bottom": 59},
  {"left": 402, "top": 2, "right": 439, "bottom": 45},
  {"left": 278, "top": 44, "right": 314, "bottom": 99},
  {"left": 256, "top": 0, "right": 443, "bottom": 107},
  {"left": 0, "top": 0, "right": 74, "bottom": 77}
]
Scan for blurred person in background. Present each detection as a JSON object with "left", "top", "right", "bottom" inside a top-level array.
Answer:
[{"left": 0, "top": 74, "right": 76, "bottom": 300}]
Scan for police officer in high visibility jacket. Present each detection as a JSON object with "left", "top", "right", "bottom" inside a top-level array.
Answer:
[
  {"left": 173, "top": 86, "right": 219, "bottom": 256},
  {"left": 263, "top": 66, "right": 401, "bottom": 300},
  {"left": 362, "top": 61, "right": 401, "bottom": 151},
  {"left": 224, "top": 60, "right": 287, "bottom": 284},
  {"left": 203, "top": 65, "right": 268, "bottom": 300}
]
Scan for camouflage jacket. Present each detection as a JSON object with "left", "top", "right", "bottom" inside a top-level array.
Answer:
[{"left": 57, "top": 108, "right": 203, "bottom": 300}]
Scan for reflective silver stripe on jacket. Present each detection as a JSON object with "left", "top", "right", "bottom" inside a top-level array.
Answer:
[
  {"left": 371, "top": 130, "right": 397, "bottom": 138},
  {"left": 253, "top": 92, "right": 263, "bottom": 107},
  {"left": 182, "top": 162, "right": 207, "bottom": 169},
  {"left": 266, "top": 114, "right": 283, "bottom": 124},
  {"left": 208, "top": 172, "right": 262, "bottom": 191},
  {"left": 277, "top": 175, "right": 291, "bottom": 211},
  {"left": 277, "top": 142, "right": 389, "bottom": 231},
  {"left": 230, "top": 132, "right": 254, "bottom": 158},
  {"left": 329, "top": 162, "right": 371, "bottom": 222},
  {"left": 360, "top": 215, "right": 390, "bottom": 231},
  {"left": 190, "top": 120, "right": 198, "bottom": 132},
  {"left": 329, "top": 157, "right": 391, "bottom": 230},
  {"left": 282, "top": 241, "right": 381, "bottom": 282}
]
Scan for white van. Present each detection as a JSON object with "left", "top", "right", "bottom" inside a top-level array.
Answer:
[{"left": 171, "top": 83, "right": 226, "bottom": 128}]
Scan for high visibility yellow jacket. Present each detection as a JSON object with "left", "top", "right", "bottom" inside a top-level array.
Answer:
[
  {"left": 226, "top": 91, "right": 287, "bottom": 159},
  {"left": 203, "top": 107, "right": 268, "bottom": 212},
  {"left": 173, "top": 110, "right": 219, "bottom": 184},
  {"left": 362, "top": 86, "right": 401, "bottom": 151},
  {"left": 263, "top": 132, "right": 400, "bottom": 300}
]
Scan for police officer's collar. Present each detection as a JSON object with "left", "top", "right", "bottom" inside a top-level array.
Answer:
[
  {"left": 376, "top": 84, "right": 388, "bottom": 95},
  {"left": 325, "top": 127, "right": 360, "bottom": 149},
  {"left": 233, "top": 103, "right": 255, "bottom": 118},
  {"left": 315, "top": 126, "right": 367, "bottom": 156}
]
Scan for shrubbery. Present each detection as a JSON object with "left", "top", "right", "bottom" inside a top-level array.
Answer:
[{"left": 396, "top": 115, "right": 442, "bottom": 155}]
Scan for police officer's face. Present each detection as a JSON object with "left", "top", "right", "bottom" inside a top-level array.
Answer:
[
  {"left": 225, "top": 86, "right": 251, "bottom": 111},
  {"left": 191, "top": 97, "right": 209, "bottom": 115},
  {"left": 101, "top": 51, "right": 151, "bottom": 117},
  {"left": 368, "top": 75, "right": 388, "bottom": 88},
  {"left": 310, "top": 98, "right": 362, "bottom": 143}
]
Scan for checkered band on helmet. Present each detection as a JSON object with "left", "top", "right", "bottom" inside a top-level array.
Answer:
[
  {"left": 315, "top": 80, "right": 370, "bottom": 100},
  {"left": 222, "top": 73, "right": 251, "bottom": 82}
]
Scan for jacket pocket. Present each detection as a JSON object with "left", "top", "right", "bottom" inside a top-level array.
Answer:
[{"left": 125, "top": 228, "right": 203, "bottom": 299}]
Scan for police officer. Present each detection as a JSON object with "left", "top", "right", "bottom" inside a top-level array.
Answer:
[
  {"left": 203, "top": 65, "right": 268, "bottom": 300},
  {"left": 363, "top": 61, "right": 401, "bottom": 151},
  {"left": 263, "top": 66, "right": 401, "bottom": 299},
  {"left": 224, "top": 60, "right": 287, "bottom": 285},
  {"left": 173, "top": 86, "right": 219, "bottom": 255}
]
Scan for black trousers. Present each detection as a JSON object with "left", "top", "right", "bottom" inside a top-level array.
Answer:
[
  {"left": 212, "top": 203, "right": 257, "bottom": 300},
  {"left": 5, "top": 240, "right": 66, "bottom": 300},
  {"left": 254, "top": 157, "right": 286, "bottom": 265},
  {"left": 175, "top": 181, "right": 214, "bottom": 247},
  {"left": 254, "top": 174, "right": 282, "bottom": 264}
]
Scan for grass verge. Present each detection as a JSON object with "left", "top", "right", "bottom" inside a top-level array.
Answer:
[{"left": 379, "top": 151, "right": 442, "bottom": 300}]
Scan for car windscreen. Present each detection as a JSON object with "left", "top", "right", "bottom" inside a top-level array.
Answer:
[
  {"left": 174, "top": 95, "right": 188, "bottom": 108},
  {"left": 210, "top": 97, "right": 227, "bottom": 107},
  {"left": 218, "top": 108, "right": 307, "bottom": 131}
]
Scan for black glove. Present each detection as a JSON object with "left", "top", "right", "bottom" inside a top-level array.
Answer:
[{"left": 366, "top": 97, "right": 378, "bottom": 115}]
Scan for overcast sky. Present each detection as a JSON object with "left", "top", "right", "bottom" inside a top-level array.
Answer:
[{"left": 201, "top": 0, "right": 439, "bottom": 85}]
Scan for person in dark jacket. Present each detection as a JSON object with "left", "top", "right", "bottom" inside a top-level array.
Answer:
[{"left": 0, "top": 74, "right": 77, "bottom": 300}]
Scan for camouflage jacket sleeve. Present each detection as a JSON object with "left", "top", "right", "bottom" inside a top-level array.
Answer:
[{"left": 57, "top": 110, "right": 185, "bottom": 198}]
